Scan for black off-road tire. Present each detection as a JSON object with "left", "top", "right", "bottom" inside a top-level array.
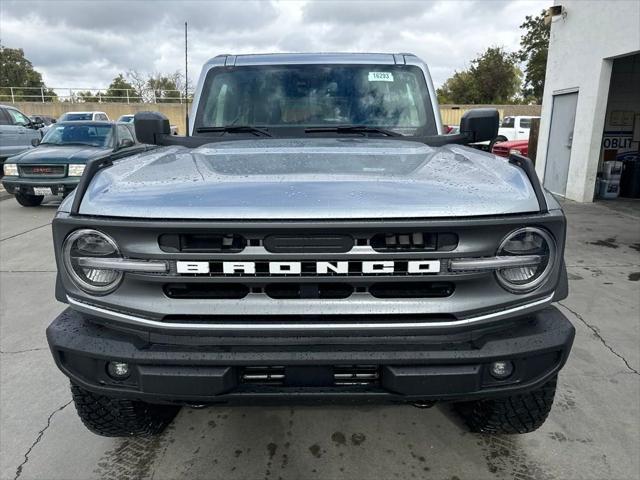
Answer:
[
  {"left": 454, "top": 376, "right": 557, "bottom": 434},
  {"left": 70, "top": 384, "right": 180, "bottom": 437},
  {"left": 15, "top": 192, "right": 44, "bottom": 207}
]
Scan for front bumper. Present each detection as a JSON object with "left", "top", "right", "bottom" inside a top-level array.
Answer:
[
  {"left": 47, "top": 306, "right": 575, "bottom": 405},
  {"left": 2, "top": 176, "right": 80, "bottom": 195}
]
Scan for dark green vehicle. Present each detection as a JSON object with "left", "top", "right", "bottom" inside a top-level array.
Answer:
[{"left": 1, "top": 121, "right": 142, "bottom": 207}]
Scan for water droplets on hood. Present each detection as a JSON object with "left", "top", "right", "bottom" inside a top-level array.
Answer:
[{"left": 80, "top": 138, "right": 538, "bottom": 219}]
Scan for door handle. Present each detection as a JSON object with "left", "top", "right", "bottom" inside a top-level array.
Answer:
[{"left": 565, "top": 132, "right": 573, "bottom": 148}]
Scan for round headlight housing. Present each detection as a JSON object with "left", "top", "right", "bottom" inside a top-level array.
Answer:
[
  {"left": 496, "top": 227, "right": 556, "bottom": 293},
  {"left": 63, "top": 229, "right": 123, "bottom": 294}
]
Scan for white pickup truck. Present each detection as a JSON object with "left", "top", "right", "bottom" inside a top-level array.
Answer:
[{"left": 495, "top": 116, "right": 540, "bottom": 143}]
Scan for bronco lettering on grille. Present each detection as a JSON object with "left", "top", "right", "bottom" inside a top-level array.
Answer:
[{"left": 176, "top": 260, "right": 441, "bottom": 275}]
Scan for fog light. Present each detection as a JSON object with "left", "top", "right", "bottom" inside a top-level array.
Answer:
[
  {"left": 107, "top": 361, "right": 130, "bottom": 380},
  {"left": 489, "top": 360, "right": 514, "bottom": 379}
]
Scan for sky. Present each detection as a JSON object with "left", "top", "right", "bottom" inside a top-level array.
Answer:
[{"left": 0, "top": 0, "right": 548, "bottom": 90}]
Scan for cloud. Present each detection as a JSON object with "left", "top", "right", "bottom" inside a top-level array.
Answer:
[{"left": 0, "top": 0, "right": 547, "bottom": 89}]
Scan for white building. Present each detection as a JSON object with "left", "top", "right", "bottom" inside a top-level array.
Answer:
[{"left": 535, "top": 0, "right": 640, "bottom": 202}]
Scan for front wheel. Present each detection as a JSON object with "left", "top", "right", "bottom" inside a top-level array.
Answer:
[
  {"left": 70, "top": 384, "right": 180, "bottom": 437},
  {"left": 15, "top": 192, "right": 44, "bottom": 207},
  {"left": 454, "top": 376, "right": 557, "bottom": 434}
]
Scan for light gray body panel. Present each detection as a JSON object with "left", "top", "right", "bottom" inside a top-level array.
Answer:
[{"left": 73, "top": 138, "right": 539, "bottom": 219}]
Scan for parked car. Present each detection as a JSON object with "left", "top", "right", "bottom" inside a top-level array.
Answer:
[
  {"left": 58, "top": 111, "right": 110, "bottom": 122},
  {"left": 118, "top": 113, "right": 179, "bottom": 135},
  {"left": 491, "top": 139, "right": 529, "bottom": 158},
  {"left": 29, "top": 114, "right": 58, "bottom": 137},
  {"left": 1, "top": 121, "right": 142, "bottom": 206},
  {"left": 0, "top": 105, "right": 43, "bottom": 173},
  {"left": 46, "top": 53, "right": 574, "bottom": 439},
  {"left": 496, "top": 116, "right": 539, "bottom": 143},
  {"left": 117, "top": 114, "right": 135, "bottom": 123},
  {"left": 29, "top": 114, "right": 57, "bottom": 127}
]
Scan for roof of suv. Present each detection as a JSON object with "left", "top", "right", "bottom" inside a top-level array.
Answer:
[{"left": 205, "top": 52, "right": 419, "bottom": 67}]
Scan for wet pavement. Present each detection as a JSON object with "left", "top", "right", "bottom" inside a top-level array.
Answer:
[{"left": 1, "top": 196, "right": 638, "bottom": 480}]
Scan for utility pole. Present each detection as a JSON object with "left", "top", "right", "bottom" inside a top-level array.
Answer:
[{"left": 185, "top": 21, "right": 189, "bottom": 136}]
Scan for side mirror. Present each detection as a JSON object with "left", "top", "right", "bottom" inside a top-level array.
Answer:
[
  {"left": 459, "top": 108, "right": 499, "bottom": 143},
  {"left": 51, "top": 119, "right": 57, "bottom": 124},
  {"left": 134, "top": 111, "right": 170, "bottom": 145},
  {"left": 31, "top": 138, "right": 40, "bottom": 147},
  {"left": 118, "top": 138, "right": 135, "bottom": 149}
]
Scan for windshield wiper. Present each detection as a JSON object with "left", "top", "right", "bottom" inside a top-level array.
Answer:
[
  {"left": 304, "top": 125, "right": 402, "bottom": 137},
  {"left": 40, "top": 142, "right": 98, "bottom": 147},
  {"left": 195, "top": 125, "right": 272, "bottom": 137}
]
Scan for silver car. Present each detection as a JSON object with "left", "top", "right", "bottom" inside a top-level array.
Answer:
[{"left": 0, "top": 104, "right": 42, "bottom": 169}]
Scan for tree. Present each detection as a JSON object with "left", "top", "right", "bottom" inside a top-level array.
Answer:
[
  {"left": 104, "top": 74, "right": 139, "bottom": 102},
  {"left": 437, "top": 47, "right": 522, "bottom": 105},
  {"left": 147, "top": 72, "right": 183, "bottom": 103},
  {"left": 0, "top": 46, "right": 56, "bottom": 101},
  {"left": 518, "top": 10, "right": 550, "bottom": 104}
]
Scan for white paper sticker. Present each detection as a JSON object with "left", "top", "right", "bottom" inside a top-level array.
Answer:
[{"left": 368, "top": 72, "right": 394, "bottom": 82}]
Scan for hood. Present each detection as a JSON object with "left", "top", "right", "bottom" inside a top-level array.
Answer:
[
  {"left": 75, "top": 138, "right": 540, "bottom": 219},
  {"left": 14, "top": 145, "right": 109, "bottom": 164}
]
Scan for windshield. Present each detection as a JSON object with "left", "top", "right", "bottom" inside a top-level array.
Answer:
[
  {"left": 60, "top": 113, "right": 93, "bottom": 121},
  {"left": 195, "top": 64, "right": 436, "bottom": 135},
  {"left": 118, "top": 115, "right": 134, "bottom": 123},
  {"left": 41, "top": 124, "right": 113, "bottom": 147}
]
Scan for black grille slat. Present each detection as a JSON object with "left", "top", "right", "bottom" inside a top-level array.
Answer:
[
  {"left": 159, "top": 233, "right": 246, "bottom": 253},
  {"left": 264, "top": 235, "right": 354, "bottom": 253},
  {"left": 164, "top": 283, "right": 249, "bottom": 299},
  {"left": 265, "top": 283, "right": 354, "bottom": 299},
  {"left": 369, "top": 282, "right": 454, "bottom": 299},
  {"left": 370, "top": 232, "right": 458, "bottom": 252}
]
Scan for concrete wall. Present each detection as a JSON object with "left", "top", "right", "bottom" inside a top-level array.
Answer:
[
  {"left": 6, "top": 102, "right": 191, "bottom": 135},
  {"left": 535, "top": 0, "right": 640, "bottom": 202}
]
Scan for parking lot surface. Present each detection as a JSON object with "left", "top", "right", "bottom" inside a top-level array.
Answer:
[{"left": 1, "top": 196, "right": 639, "bottom": 480}]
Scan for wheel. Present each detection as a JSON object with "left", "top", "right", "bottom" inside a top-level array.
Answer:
[
  {"left": 15, "top": 192, "right": 44, "bottom": 207},
  {"left": 489, "top": 135, "right": 508, "bottom": 151},
  {"left": 454, "top": 376, "right": 557, "bottom": 434},
  {"left": 70, "top": 384, "right": 180, "bottom": 437}
]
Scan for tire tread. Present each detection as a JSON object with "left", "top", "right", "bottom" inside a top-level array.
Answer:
[{"left": 455, "top": 376, "right": 557, "bottom": 434}]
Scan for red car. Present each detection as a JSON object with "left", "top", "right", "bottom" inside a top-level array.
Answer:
[{"left": 491, "top": 139, "right": 529, "bottom": 158}]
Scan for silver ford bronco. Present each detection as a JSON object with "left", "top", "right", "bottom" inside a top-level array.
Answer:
[{"left": 47, "top": 53, "right": 574, "bottom": 437}]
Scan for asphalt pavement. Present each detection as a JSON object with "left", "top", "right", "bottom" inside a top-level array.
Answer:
[{"left": 0, "top": 195, "right": 638, "bottom": 480}]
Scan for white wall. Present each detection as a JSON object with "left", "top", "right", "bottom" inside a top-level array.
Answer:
[{"left": 535, "top": 0, "right": 640, "bottom": 202}]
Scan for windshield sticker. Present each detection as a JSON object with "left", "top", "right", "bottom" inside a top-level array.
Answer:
[{"left": 368, "top": 72, "right": 394, "bottom": 82}]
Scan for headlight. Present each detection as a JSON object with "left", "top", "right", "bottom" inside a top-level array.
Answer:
[
  {"left": 509, "top": 148, "right": 522, "bottom": 155},
  {"left": 496, "top": 227, "right": 556, "bottom": 293},
  {"left": 4, "top": 163, "right": 18, "bottom": 176},
  {"left": 68, "top": 164, "right": 86, "bottom": 176},
  {"left": 63, "top": 229, "right": 123, "bottom": 294}
]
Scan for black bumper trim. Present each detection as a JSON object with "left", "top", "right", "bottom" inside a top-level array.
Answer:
[
  {"left": 2, "top": 176, "right": 80, "bottom": 195},
  {"left": 47, "top": 306, "right": 574, "bottom": 404}
]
